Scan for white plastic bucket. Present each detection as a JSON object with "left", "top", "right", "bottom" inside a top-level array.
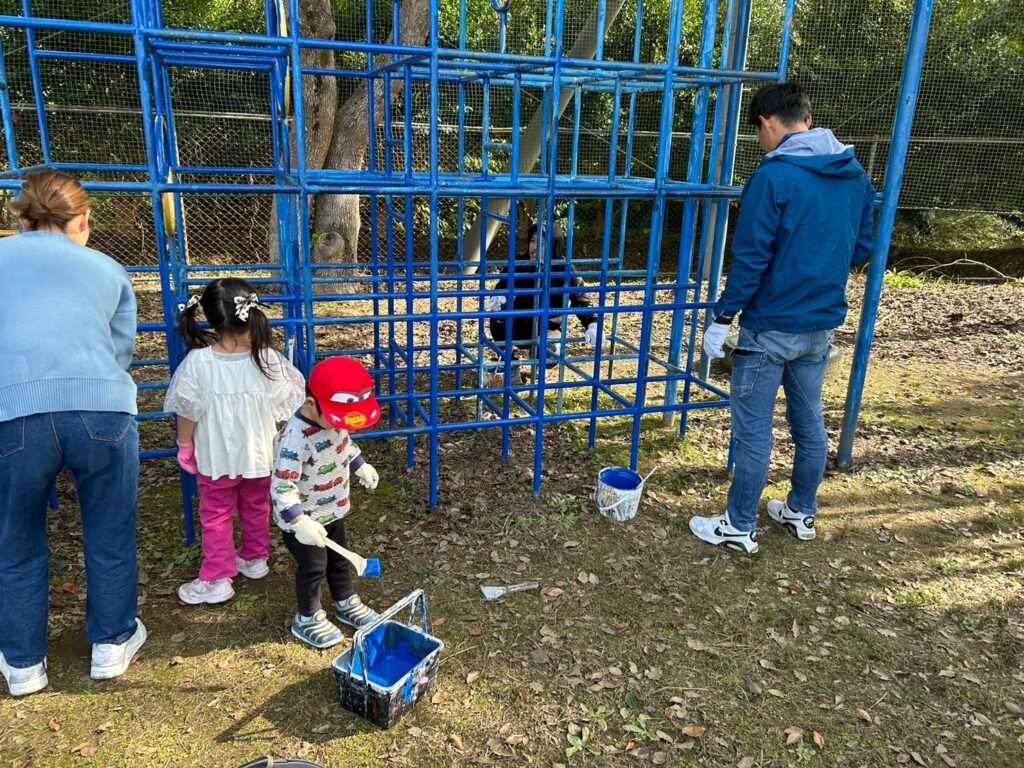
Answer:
[{"left": 595, "top": 466, "right": 652, "bottom": 522}]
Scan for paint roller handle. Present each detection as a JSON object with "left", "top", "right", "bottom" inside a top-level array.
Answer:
[{"left": 322, "top": 537, "right": 380, "bottom": 578}]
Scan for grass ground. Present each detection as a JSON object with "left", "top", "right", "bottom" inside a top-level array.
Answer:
[{"left": 1, "top": 276, "right": 1022, "bottom": 768}]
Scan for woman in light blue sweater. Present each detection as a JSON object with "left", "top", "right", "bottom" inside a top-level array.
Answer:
[{"left": 0, "top": 170, "right": 145, "bottom": 697}]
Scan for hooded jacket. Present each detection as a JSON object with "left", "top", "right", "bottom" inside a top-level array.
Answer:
[{"left": 713, "top": 127, "right": 876, "bottom": 333}]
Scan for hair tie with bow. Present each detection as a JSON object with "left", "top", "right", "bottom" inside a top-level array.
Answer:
[
  {"left": 176, "top": 295, "right": 200, "bottom": 314},
  {"left": 234, "top": 292, "right": 266, "bottom": 322}
]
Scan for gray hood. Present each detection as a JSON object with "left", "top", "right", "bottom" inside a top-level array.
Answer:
[{"left": 766, "top": 127, "right": 852, "bottom": 158}]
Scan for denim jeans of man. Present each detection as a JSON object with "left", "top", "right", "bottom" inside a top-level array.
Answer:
[
  {"left": 726, "top": 328, "right": 833, "bottom": 533},
  {"left": 0, "top": 411, "right": 139, "bottom": 668}
]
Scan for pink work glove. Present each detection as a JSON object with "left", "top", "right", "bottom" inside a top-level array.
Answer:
[{"left": 176, "top": 442, "right": 197, "bottom": 474}]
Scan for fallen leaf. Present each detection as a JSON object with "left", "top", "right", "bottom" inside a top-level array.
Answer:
[
  {"left": 855, "top": 708, "right": 872, "bottom": 723},
  {"left": 738, "top": 758, "right": 756, "bottom": 768},
  {"left": 170, "top": 632, "right": 186, "bottom": 643},
  {"left": 406, "top": 726, "right": 424, "bottom": 737},
  {"left": 681, "top": 725, "right": 705, "bottom": 738},
  {"left": 433, "top": 617, "right": 446, "bottom": 628},
  {"left": 60, "top": 583, "right": 77, "bottom": 594},
  {"left": 431, "top": 692, "right": 449, "bottom": 704},
  {"left": 652, "top": 751, "right": 668, "bottom": 765},
  {"left": 813, "top": 731, "right": 825, "bottom": 749},
  {"left": 70, "top": 743, "right": 96, "bottom": 757},
  {"left": 910, "top": 752, "right": 927, "bottom": 766},
  {"left": 759, "top": 659, "right": 778, "bottom": 671},
  {"left": 311, "top": 723, "right": 331, "bottom": 734},
  {"left": 686, "top": 638, "right": 712, "bottom": 652},
  {"left": 48, "top": 720, "right": 62, "bottom": 732},
  {"left": 486, "top": 738, "right": 513, "bottom": 757},
  {"left": 468, "top": 627, "right": 483, "bottom": 637},
  {"left": 528, "top": 682, "right": 544, "bottom": 694},
  {"left": 973, "top": 712, "right": 992, "bottom": 726},
  {"left": 449, "top": 733, "right": 465, "bottom": 752},
  {"left": 543, "top": 587, "right": 564, "bottom": 598},
  {"left": 231, "top": 710, "right": 244, "bottom": 721},
  {"left": 784, "top": 726, "right": 804, "bottom": 745},
  {"left": 505, "top": 734, "right": 528, "bottom": 746},
  {"left": 95, "top": 720, "right": 114, "bottom": 734},
  {"left": 466, "top": 671, "right": 480, "bottom": 684},
  {"left": 170, "top": 656, "right": 184, "bottom": 667}
]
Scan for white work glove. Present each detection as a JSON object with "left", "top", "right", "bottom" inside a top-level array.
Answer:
[
  {"left": 485, "top": 295, "right": 506, "bottom": 312},
  {"left": 584, "top": 322, "right": 600, "bottom": 346},
  {"left": 702, "top": 321, "right": 730, "bottom": 359},
  {"left": 355, "top": 463, "right": 379, "bottom": 490},
  {"left": 291, "top": 515, "right": 329, "bottom": 548}
]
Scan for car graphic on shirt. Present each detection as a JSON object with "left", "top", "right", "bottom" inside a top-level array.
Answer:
[
  {"left": 279, "top": 448, "right": 300, "bottom": 461},
  {"left": 316, "top": 495, "right": 337, "bottom": 506},
  {"left": 315, "top": 439, "right": 333, "bottom": 452},
  {"left": 302, "top": 425, "right": 320, "bottom": 437},
  {"left": 335, "top": 438, "right": 350, "bottom": 454},
  {"left": 317, "top": 462, "right": 337, "bottom": 476},
  {"left": 275, "top": 469, "right": 300, "bottom": 480},
  {"left": 274, "top": 485, "right": 293, "bottom": 495}
]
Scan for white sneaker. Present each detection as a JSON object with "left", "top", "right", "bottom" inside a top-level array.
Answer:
[
  {"left": 689, "top": 513, "right": 759, "bottom": 554},
  {"left": 767, "top": 499, "right": 816, "bottom": 541},
  {"left": 178, "top": 577, "right": 235, "bottom": 605},
  {"left": 236, "top": 556, "right": 269, "bottom": 580},
  {"left": 91, "top": 619, "right": 147, "bottom": 680},
  {"left": 0, "top": 652, "right": 48, "bottom": 696}
]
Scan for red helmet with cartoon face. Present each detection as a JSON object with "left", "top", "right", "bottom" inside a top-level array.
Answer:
[{"left": 308, "top": 357, "right": 381, "bottom": 431}]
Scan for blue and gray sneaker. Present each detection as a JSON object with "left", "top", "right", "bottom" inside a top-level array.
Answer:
[
  {"left": 335, "top": 594, "right": 379, "bottom": 629},
  {"left": 291, "top": 609, "right": 344, "bottom": 649}
]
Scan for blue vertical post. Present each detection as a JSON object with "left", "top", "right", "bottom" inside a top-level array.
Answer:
[
  {"left": 663, "top": 0, "right": 718, "bottom": 426},
  {"left": 427, "top": 0, "right": 441, "bottom": 508},
  {"left": 129, "top": 0, "right": 196, "bottom": 545},
  {"left": 0, "top": 38, "right": 21, "bottom": 171},
  {"left": 20, "top": 0, "right": 52, "bottom": 165},
  {"left": 837, "top": 0, "right": 934, "bottom": 469},
  {"left": 628, "top": 0, "right": 685, "bottom": 468},
  {"left": 698, "top": 0, "right": 752, "bottom": 381}
]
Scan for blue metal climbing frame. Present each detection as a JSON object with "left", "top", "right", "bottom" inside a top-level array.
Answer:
[{"left": 0, "top": 0, "right": 933, "bottom": 541}]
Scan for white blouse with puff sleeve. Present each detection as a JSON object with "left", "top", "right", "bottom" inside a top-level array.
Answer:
[{"left": 165, "top": 346, "right": 305, "bottom": 480}]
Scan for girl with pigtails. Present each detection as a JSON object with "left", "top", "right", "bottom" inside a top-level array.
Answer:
[{"left": 165, "top": 278, "right": 305, "bottom": 605}]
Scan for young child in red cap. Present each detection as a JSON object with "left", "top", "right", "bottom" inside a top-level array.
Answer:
[{"left": 270, "top": 356, "right": 382, "bottom": 649}]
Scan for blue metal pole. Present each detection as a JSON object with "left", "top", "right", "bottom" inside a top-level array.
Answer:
[
  {"left": 664, "top": 0, "right": 719, "bottom": 425},
  {"left": 428, "top": 0, "right": 441, "bottom": 508},
  {"left": 0, "top": 37, "right": 21, "bottom": 172},
  {"left": 629, "top": 0, "right": 685, "bottom": 469},
  {"left": 837, "top": 0, "right": 934, "bottom": 469},
  {"left": 698, "top": 0, "right": 752, "bottom": 381}
]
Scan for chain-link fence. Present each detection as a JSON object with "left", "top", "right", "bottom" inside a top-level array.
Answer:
[{"left": 0, "top": 0, "right": 1020, "bottom": 270}]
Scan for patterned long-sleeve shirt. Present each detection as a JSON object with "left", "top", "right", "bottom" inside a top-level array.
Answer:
[{"left": 271, "top": 411, "right": 366, "bottom": 528}]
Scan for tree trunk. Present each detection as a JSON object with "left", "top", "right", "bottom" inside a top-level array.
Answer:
[
  {"left": 270, "top": 0, "right": 336, "bottom": 262},
  {"left": 461, "top": 0, "right": 629, "bottom": 274},
  {"left": 312, "top": 0, "right": 433, "bottom": 263}
]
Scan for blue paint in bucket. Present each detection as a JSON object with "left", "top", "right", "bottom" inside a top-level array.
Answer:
[
  {"left": 599, "top": 467, "right": 642, "bottom": 490},
  {"left": 595, "top": 466, "right": 651, "bottom": 522}
]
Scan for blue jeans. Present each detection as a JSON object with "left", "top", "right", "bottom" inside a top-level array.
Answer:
[
  {"left": 726, "top": 328, "right": 833, "bottom": 533},
  {"left": 0, "top": 412, "right": 139, "bottom": 667}
]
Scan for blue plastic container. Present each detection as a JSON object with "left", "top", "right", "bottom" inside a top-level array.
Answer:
[{"left": 332, "top": 590, "right": 443, "bottom": 729}]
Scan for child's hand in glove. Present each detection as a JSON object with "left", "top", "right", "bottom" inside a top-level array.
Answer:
[
  {"left": 355, "top": 463, "right": 379, "bottom": 490},
  {"left": 291, "top": 515, "right": 329, "bottom": 547},
  {"left": 176, "top": 442, "right": 197, "bottom": 474}
]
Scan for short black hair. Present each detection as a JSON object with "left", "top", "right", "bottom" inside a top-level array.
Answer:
[{"left": 748, "top": 82, "right": 811, "bottom": 127}]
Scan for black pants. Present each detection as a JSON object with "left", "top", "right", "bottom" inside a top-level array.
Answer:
[
  {"left": 282, "top": 518, "right": 353, "bottom": 617},
  {"left": 489, "top": 316, "right": 559, "bottom": 360}
]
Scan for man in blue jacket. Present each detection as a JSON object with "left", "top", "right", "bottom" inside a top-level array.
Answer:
[{"left": 689, "top": 82, "right": 875, "bottom": 555}]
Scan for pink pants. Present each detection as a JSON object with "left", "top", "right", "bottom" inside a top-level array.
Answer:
[{"left": 197, "top": 474, "right": 272, "bottom": 581}]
